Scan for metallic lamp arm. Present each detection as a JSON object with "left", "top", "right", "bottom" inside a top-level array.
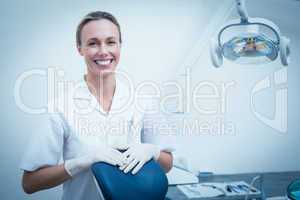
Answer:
[{"left": 236, "top": 0, "right": 249, "bottom": 23}]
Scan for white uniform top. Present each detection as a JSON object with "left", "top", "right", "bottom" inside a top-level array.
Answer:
[{"left": 20, "top": 76, "right": 175, "bottom": 200}]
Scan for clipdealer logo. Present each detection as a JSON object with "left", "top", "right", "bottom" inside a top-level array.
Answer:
[
  {"left": 250, "top": 67, "right": 288, "bottom": 133},
  {"left": 14, "top": 67, "right": 288, "bottom": 135}
]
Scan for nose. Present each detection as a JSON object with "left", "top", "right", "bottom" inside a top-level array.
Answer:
[{"left": 97, "top": 44, "right": 109, "bottom": 56}]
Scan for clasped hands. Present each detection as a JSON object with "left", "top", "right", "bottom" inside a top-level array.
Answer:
[
  {"left": 64, "top": 143, "right": 160, "bottom": 177},
  {"left": 118, "top": 143, "right": 161, "bottom": 174}
]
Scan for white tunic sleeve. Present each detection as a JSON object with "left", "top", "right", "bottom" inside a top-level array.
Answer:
[
  {"left": 20, "top": 113, "right": 66, "bottom": 171},
  {"left": 141, "top": 99, "right": 176, "bottom": 153}
]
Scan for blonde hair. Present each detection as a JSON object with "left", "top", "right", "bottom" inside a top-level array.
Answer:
[{"left": 76, "top": 11, "right": 122, "bottom": 46}]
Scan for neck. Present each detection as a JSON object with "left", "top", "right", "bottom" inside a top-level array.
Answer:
[{"left": 84, "top": 72, "right": 116, "bottom": 101}]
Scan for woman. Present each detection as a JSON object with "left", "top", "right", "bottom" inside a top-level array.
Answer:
[{"left": 20, "top": 11, "right": 174, "bottom": 200}]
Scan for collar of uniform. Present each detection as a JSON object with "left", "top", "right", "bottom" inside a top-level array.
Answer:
[
  {"left": 72, "top": 78, "right": 93, "bottom": 100},
  {"left": 72, "top": 75, "right": 130, "bottom": 115},
  {"left": 109, "top": 77, "right": 132, "bottom": 115}
]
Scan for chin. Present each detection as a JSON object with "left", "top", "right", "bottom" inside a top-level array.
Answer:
[
  {"left": 99, "top": 69, "right": 116, "bottom": 77},
  {"left": 92, "top": 66, "right": 116, "bottom": 77}
]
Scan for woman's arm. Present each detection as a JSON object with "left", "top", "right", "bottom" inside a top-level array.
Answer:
[
  {"left": 22, "top": 145, "right": 126, "bottom": 194},
  {"left": 157, "top": 151, "right": 173, "bottom": 173},
  {"left": 22, "top": 164, "right": 71, "bottom": 194}
]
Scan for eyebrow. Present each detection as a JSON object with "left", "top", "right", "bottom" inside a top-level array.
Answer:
[{"left": 87, "top": 37, "right": 117, "bottom": 42}]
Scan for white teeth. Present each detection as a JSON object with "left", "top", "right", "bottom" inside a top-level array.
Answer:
[{"left": 95, "top": 59, "right": 112, "bottom": 65}]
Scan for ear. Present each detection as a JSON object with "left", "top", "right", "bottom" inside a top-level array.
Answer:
[{"left": 77, "top": 45, "right": 84, "bottom": 56}]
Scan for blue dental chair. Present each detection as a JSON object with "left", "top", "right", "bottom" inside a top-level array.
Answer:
[{"left": 91, "top": 159, "right": 168, "bottom": 200}]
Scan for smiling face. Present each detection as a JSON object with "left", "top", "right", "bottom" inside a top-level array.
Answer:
[{"left": 78, "top": 19, "right": 121, "bottom": 78}]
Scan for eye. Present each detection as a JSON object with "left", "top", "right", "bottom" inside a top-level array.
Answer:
[
  {"left": 107, "top": 41, "right": 117, "bottom": 46},
  {"left": 88, "top": 42, "right": 97, "bottom": 46}
]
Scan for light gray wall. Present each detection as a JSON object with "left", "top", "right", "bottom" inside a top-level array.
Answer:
[
  {"left": 1, "top": 0, "right": 299, "bottom": 199},
  {"left": 171, "top": 0, "right": 300, "bottom": 174}
]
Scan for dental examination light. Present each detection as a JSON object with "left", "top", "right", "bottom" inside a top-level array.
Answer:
[{"left": 210, "top": 0, "right": 290, "bottom": 67}]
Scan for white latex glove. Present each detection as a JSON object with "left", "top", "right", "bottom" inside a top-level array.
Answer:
[
  {"left": 119, "top": 143, "right": 160, "bottom": 175},
  {"left": 64, "top": 145, "right": 126, "bottom": 177}
]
